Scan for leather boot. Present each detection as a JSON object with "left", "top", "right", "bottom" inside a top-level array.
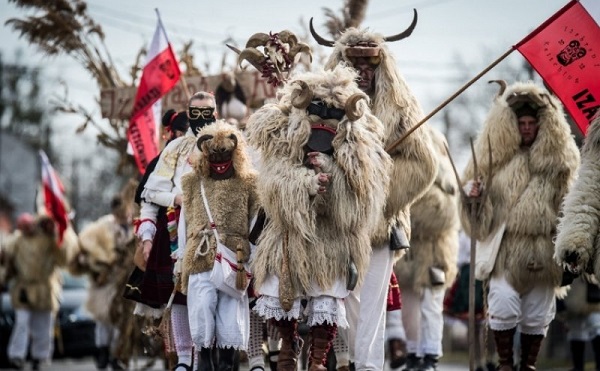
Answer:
[
  {"left": 493, "top": 328, "right": 516, "bottom": 371},
  {"left": 519, "top": 333, "right": 544, "bottom": 371},
  {"left": 273, "top": 319, "right": 302, "bottom": 371},
  {"left": 217, "top": 347, "right": 236, "bottom": 371},
  {"left": 402, "top": 353, "right": 421, "bottom": 371},
  {"left": 198, "top": 347, "right": 215, "bottom": 371},
  {"left": 570, "top": 340, "right": 585, "bottom": 371},
  {"left": 592, "top": 335, "right": 600, "bottom": 371},
  {"left": 388, "top": 338, "right": 407, "bottom": 369},
  {"left": 308, "top": 324, "right": 337, "bottom": 371}
]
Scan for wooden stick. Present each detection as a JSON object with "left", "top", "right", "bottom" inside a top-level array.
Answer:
[
  {"left": 179, "top": 76, "right": 191, "bottom": 101},
  {"left": 385, "top": 47, "right": 514, "bottom": 154},
  {"left": 468, "top": 198, "right": 478, "bottom": 371}
]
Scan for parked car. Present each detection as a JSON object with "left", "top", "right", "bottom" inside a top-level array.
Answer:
[{"left": 0, "top": 270, "right": 96, "bottom": 368}]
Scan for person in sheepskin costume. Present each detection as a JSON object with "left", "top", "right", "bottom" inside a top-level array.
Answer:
[
  {"left": 312, "top": 13, "right": 439, "bottom": 369},
  {"left": 389, "top": 127, "right": 459, "bottom": 370},
  {"left": 555, "top": 114, "right": 600, "bottom": 371},
  {"left": 179, "top": 119, "right": 259, "bottom": 371},
  {"left": 461, "top": 81, "right": 580, "bottom": 371},
  {"left": 70, "top": 193, "right": 136, "bottom": 370},
  {"left": 4, "top": 213, "right": 78, "bottom": 370},
  {"left": 245, "top": 64, "right": 392, "bottom": 371}
]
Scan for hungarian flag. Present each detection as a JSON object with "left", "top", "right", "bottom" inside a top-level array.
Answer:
[
  {"left": 39, "top": 151, "right": 68, "bottom": 244},
  {"left": 516, "top": 0, "right": 600, "bottom": 134},
  {"left": 128, "top": 13, "right": 181, "bottom": 174}
]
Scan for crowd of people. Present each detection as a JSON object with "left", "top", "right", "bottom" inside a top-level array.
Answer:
[{"left": 2, "top": 15, "right": 600, "bottom": 371}]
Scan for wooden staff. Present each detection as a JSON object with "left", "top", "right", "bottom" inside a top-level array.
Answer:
[{"left": 446, "top": 136, "right": 493, "bottom": 371}]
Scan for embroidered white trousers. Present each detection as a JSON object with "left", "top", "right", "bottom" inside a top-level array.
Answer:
[{"left": 187, "top": 271, "right": 249, "bottom": 350}]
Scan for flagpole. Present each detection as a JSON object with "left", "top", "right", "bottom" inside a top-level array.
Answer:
[
  {"left": 385, "top": 47, "right": 515, "bottom": 153},
  {"left": 154, "top": 8, "right": 191, "bottom": 101}
]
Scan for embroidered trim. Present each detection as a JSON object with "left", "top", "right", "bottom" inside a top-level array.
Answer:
[{"left": 253, "top": 295, "right": 302, "bottom": 321}]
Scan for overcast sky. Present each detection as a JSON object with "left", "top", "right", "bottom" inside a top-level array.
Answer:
[{"left": 0, "top": 0, "right": 571, "bottom": 167}]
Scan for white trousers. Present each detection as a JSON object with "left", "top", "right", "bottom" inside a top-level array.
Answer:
[
  {"left": 567, "top": 312, "right": 600, "bottom": 341},
  {"left": 487, "top": 274, "right": 555, "bottom": 335},
  {"left": 8, "top": 309, "right": 55, "bottom": 361},
  {"left": 95, "top": 321, "right": 120, "bottom": 351},
  {"left": 345, "top": 246, "right": 394, "bottom": 371},
  {"left": 386, "top": 310, "right": 406, "bottom": 341},
  {"left": 187, "top": 272, "right": 249, "bottom": 350},
  {"left": 401, "top": 287, "right": 445, "bottom": 356},
  {"left": 254, "top": 274, "right": 349, "bottom": 327}
]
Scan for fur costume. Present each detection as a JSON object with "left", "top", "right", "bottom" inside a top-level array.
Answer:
[
  {"left": 323, "top": 28, "right": 438, "bottom": 252},
  {"left": 555, "top": 114, "right": 600, "bottom": 277},
  {"left": 72, "top": 214, "right": 135, "bottom": 324},
  {"left": 395, "top": 127, "right": 459, "bottom": 293},
  {"left": 5, "top": 215, "right": 76, "bottom": 312},
  {"left": 460, "top": 81, "right": 580, "bottom": 294},
  {"left": 180, "top": 120, "right": 258, "bottom": 294},
  {"left": 245, "top": 64, "right": 392, "bottom": 295}
]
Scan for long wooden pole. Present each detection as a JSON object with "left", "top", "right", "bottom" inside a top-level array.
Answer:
[{"left": 385, "top": 48, "right": 515, "bottom": 154}]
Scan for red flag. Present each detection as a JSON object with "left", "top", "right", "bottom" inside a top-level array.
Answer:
[
  {"left": 516, "top": 0, "right": 600, "bottom": 134},
  {"left": 39, "top": 151, "right": 68, "bottom": 244},
  {"left": 128, "top": 12, "right": 181, "bottom": 173}
]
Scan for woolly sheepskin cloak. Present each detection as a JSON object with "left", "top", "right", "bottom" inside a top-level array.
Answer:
[
  {"left": 245, "top": 65, "right": 392, "bottom": 294},
  {"left": 324, "top": 28, "right": 438, "bottom": 251},
  {"left": 74, "top": 214, "right": 134, "bottom": 324},
  {"left": 461, "top": 81, "right": 580, "bottom": 294},
  {"left": 5, "top": 216, "right": 77, "bottom": 312},
  {"left": 555, "top": 114, "right": 600, "bottom": 279},
  {"left": 395, "top": 127, "right": 459, "bottom": 293}
]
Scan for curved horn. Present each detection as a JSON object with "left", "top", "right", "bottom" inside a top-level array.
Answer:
[
  {"left": 237, "top": 48, "right": 266, "bottom": 70},
  {"left": 309, "top": 17, "right": 335, "bottom": 47},
  {"left": 488, "top": 80, "right": 507, "bottom": 97},
  {"left": 290, "top": 81, "right": 314, "bottom": 109},
  {"left": 289, "top": 43, "right": 313, "bottom": 63},
  {"left": 196, "top": 134, "right": 214, "bottom": 151},
  {"left": 245, "top": 33, "right": 271, "bottom": 48},
  {"left": 345, "top": 93, "right": 368, "bottom": 121},
  {"left": 383, "top": 9, "right": 418, "bottom": 42},
  {"left": 277, "top": 30, "right": 298, "bottom": 46},
  {"left": 228, "top": 133, "right": 238, "bottom": 149}
]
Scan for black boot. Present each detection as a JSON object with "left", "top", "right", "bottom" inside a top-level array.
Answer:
[
  {"left": 421, "top": 354, "right": 438, "bottom": 370},
  {"left": 570, "top": 339, "right": 585, "bottom": 371},
  {"left": 198, "top": 347, "right": 215, "bottom": 371},
  {"left": 95, "top": 346, "right": 110, "bottom": 369},
  {"left": 388, "top": 339, "right": 407, "bottom": 369},
  {"left": 402, "top": 353, "right": 421, "bottom": 371},
  {"left": 591, "top": 335, "right": 600, "bottom": 371},
  {"left": 217, "top": 347, "right": 236, "bottom": 371}
]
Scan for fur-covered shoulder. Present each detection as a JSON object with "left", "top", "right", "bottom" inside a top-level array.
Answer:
[{"left": 78, "top": 215, "right": 116, "bottom": 263}]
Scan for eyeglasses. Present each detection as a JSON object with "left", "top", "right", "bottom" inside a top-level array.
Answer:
[{"left": 188, "top": 106, "right": 215, "bottom": 120}]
